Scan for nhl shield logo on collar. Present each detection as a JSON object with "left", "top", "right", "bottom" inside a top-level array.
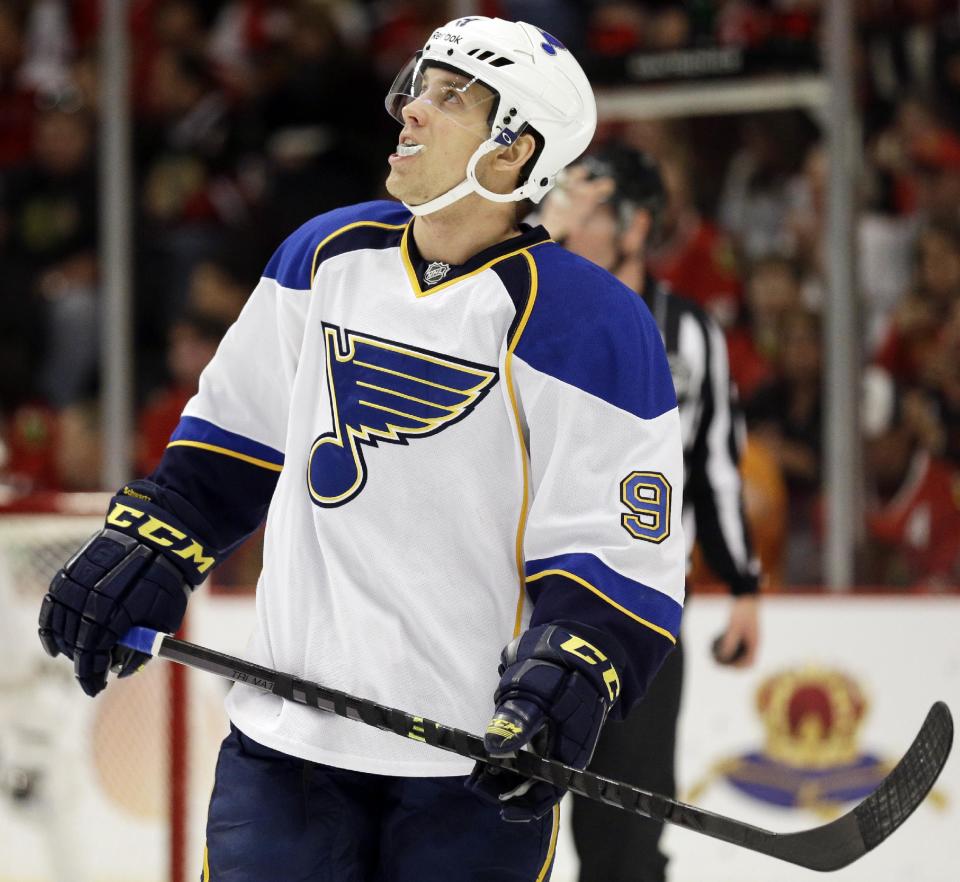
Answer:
[{"left": 423, "top": 261, "right": 451, "bottom": 286}]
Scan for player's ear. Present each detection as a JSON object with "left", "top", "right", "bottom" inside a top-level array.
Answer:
[{"left": 492, "top": 132, "right": 537, "bottom": 176}]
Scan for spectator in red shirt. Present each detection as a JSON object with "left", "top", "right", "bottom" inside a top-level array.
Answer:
[
  {"left": 862, "top": 367, "right": 960, "bottom": 589},
  {"left": 136, "top": 309, "right": 229, "bottom": 473},
  {"left": 911, "top": 123, "right": 960, "bottom": 227},
  {"left": 0, "top": 402, "right": 59, "bottom": 493},
  {"left": 875, "top": 221, "right": 960, "bottom": 385},
  {"left": 1, "top": 399, "right": 101, "bottom": 495},
  {"left": 924, "top": 297, "right": 960, "bottom": 468}
]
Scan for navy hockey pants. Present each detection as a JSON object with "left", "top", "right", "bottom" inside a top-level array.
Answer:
[{"left": 203, "top": 725, "right": 558, "bottom": 882}]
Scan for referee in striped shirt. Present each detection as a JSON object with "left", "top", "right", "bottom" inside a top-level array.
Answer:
[{"left": 540, "top": 144, "right": 762, "bottom": 882}]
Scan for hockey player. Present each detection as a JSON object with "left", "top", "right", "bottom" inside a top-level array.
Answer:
[
  {"left": 37, "top": 18, "right": 686, "bottom": 880},
  {"left": 540, "top": 145, "right": 761, "bottom": 882}
]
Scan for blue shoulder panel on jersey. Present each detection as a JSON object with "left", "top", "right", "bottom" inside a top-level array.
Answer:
[
  {"left": 263, "top": 200, "right": 411, "bottom": 290},
  {"left": 169, "top": 416, "right": 284, "bottom": 470},
  {"left": 517, "top": 244, "right": 677, "bottom": 421},
  {"left": 525, "top": 551, "right": 682, "bottom": 642}
]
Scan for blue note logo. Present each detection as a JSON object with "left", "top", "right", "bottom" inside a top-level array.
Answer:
[{"left": 308, "top": 325, "right": 499, "bottom": 507}]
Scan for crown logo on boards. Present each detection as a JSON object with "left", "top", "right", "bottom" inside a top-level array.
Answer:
[{"left": 685, "top": 664, "right": 949, "bottom": 816}]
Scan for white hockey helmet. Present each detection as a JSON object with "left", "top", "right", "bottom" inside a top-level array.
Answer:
[{"left": 385, "top": 16, "right": 597, "bottom": 216}]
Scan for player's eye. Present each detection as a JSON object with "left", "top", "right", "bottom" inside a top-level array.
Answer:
[{"left": 441, "top": 85, "right": 462, "bottom": 104}]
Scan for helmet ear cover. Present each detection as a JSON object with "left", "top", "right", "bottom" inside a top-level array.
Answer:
[{"left": 518, "top": 125, "right": 546, "bottom": 190}]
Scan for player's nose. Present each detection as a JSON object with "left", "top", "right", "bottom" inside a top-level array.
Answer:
[{"left": 400, "top": 97, "right": 430, "bottom": 127}]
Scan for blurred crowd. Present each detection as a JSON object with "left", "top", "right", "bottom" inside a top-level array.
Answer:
[{"left": 1, "top": 0, "right": 959, "bottom": 589}]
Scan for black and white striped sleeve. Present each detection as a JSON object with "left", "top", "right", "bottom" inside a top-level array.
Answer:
[{"left": 684, "top": 309, "right": 760, "bottom": 596}]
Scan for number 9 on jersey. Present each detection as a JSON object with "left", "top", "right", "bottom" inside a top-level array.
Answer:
[{"left": 620, "top": 471, "right": 672, "bottom": 543}]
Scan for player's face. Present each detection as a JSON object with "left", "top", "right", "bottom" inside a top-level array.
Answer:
[{"left": 385, "top": 66, "right": 496, "bottom": 206}]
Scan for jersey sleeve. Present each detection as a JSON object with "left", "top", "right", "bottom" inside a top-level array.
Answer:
[
  {"left": 514, "top": 246, "right": 686, "bottom": 714},
  {"left": 146, "top": 213, "right": 330, "bottom": 555}
]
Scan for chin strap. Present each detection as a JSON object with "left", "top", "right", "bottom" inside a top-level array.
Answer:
[
  {"left": 403, "top": 176, "right": 477, "bottom": 216},
  {"left": 403, "top": 138, "right": 550, "bottom": 216}
]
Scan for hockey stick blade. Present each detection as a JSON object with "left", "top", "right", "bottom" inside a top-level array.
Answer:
[{"left": 119, "top": 627, "right": 953, "bottom": 871}]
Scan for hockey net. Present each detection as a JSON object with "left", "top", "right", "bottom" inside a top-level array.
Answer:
[{"left": 0, "top": 493, "right": 203, "bottom": 882}]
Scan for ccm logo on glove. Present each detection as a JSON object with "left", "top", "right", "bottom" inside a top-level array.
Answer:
[
  {"left": 107, "top": 501, "right": 215, "bottom": 577},
  {"left": 558, "top": 634, "right": 620, "bottom": 702},
  {"left": 38, "top": 484, "right": 218, "bottom": 697}
]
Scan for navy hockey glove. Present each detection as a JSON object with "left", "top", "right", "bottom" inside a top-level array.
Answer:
[
  {"left": 466, "top": 623, "right": 623, "bottom": 821},
  {"left": 38, "top": 483, "right": 218, "bottom": 697}
]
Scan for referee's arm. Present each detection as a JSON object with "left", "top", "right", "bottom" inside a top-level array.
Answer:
[{"left": 686, "top": 314, "right": 760, "bottom": 597}]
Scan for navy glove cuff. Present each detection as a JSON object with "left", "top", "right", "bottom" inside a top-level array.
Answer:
[{"left": 497, "top": 622, "right": 624, "bottom": 709}]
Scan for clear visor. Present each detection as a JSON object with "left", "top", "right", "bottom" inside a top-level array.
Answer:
[{"left": 385, "top": 53, "right": 499, "bottom": 135}]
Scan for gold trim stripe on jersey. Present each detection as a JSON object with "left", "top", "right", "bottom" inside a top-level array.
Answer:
[
  {"left": 526, "top": 568, "right": 678, "bottom": 644},
  {"left": 310, "top": 220, "right": 409, "bottom": 283},
  {"left": 505, "top": 250, "right": 539, "bottom": 637},
  {"left": 167, "top": 439, "right": 284, "bottom": 472}
]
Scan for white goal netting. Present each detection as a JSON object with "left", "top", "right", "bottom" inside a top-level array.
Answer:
[{"left": 0, "top": 496, "right": 204, "bottom": 882}]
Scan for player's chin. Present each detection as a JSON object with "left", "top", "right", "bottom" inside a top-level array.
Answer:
[
  {"left": 384, "top": 172, "right": 422, "bottom": 203},
  {"left": 384, "top": 168, "right": 407, "bottom": 194}
]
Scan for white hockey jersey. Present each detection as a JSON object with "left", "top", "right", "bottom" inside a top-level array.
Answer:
[{"left": 157, "top": 200, "right": 686, "bottom": 776}]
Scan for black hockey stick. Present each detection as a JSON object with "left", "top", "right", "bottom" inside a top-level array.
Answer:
[{"left": 119, "top": 627, "right": 952, "bottom": 872}]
